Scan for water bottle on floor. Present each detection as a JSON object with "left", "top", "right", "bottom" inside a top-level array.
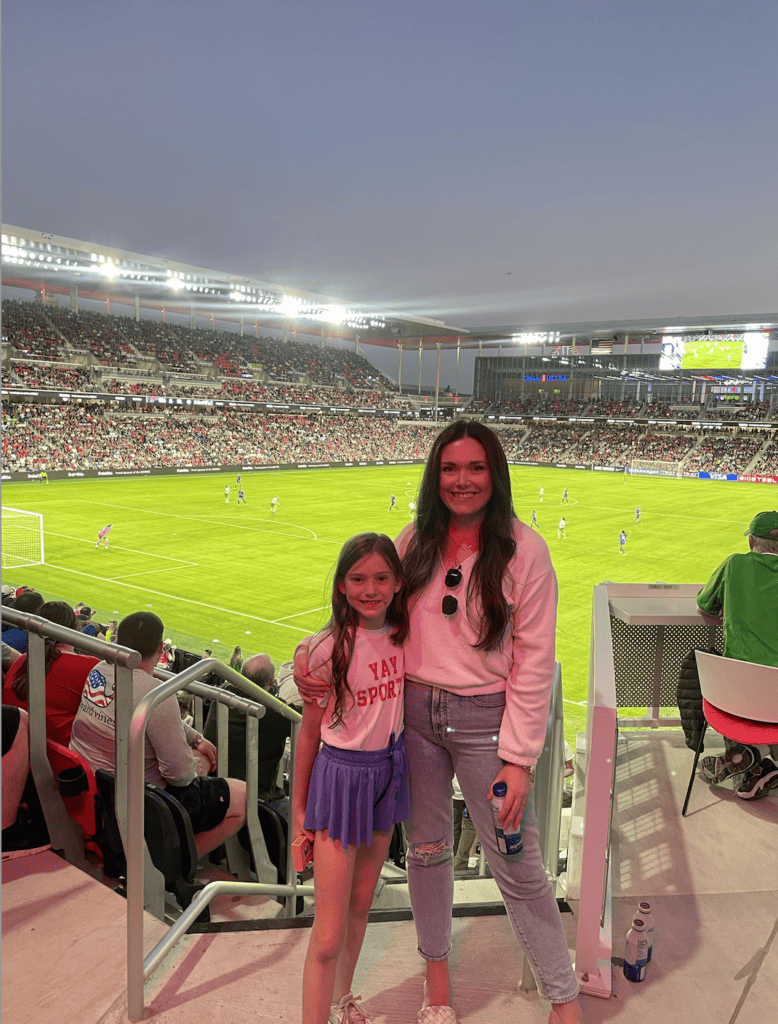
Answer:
[
  {"left": 490, "top": 782, "right": 524, "bottom": 861},
  {"left": 623, "top": 917, "right": 649, "bottom": 982},
  {"left": 636, "top": 901, "right": 655, "bottom": 962}
]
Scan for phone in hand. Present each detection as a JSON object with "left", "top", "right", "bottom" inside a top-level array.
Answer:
[{"left": 292, "top": 835, "right": 314, "bottom": 873}]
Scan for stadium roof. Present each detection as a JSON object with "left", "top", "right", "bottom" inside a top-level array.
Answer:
[{"left": 3, "top": 224, "right": 777, "bottom": 352}]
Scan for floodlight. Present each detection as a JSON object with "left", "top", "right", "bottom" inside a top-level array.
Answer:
[{"left": 324, "top": 305, "right": 346, "bottom": 325}]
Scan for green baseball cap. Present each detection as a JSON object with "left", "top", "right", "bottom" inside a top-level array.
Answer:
[{"left": 744, "top": 511, "right": 778, "bottom": 538}]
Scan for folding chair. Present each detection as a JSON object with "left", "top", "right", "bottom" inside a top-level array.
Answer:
[{"left": 681, "top": 650, "right": 778, "bottom": 816}]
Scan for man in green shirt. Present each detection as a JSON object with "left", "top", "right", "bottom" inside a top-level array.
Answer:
[{"left": 696, "top": 510, "right": 778, "bottom": 800}]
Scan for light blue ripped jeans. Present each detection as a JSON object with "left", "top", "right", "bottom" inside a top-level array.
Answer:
[{"left": 403, "top": 680, "right": 579, "bottom": 1004}]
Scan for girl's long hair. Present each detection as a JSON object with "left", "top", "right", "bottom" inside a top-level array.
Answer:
[
  {"left": 313, "top": 532, "right": 408, "bottom": 729},
  {"left": 402, "top": 419, "right": 517, "bottom": 651},
  {"left": 11, "top": 601, "right": 76, "bottom": 702}
]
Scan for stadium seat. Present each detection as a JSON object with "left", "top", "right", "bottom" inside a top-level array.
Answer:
[
  {"left": 94, "top": 769, "right": 209, "bottom": 920},
  {"left": 681, "top": 651, "right": 778, "bottom": 816},
  {"left": 45, "top": 739, "right": 104, "bottom": 860}
]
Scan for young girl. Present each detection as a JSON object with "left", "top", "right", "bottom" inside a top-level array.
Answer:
[{"left": 293, "top": 533, "right": 409, "bottom": 1024}]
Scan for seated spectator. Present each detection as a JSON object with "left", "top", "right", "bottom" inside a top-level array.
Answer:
[
  {"left": 75, "top": 606, "right": 101, "bottom": 637},
  {"left": 2, "top": 602, "right": 100, "bottom": 745},
  {"left": 2, "top": 641, "right": 22, "bottom": 679},
  {"left": 2, "top": 590, "right": 45, "bottom": 653},
  {"left": 203, "top": 653, "right": 292, "bottom": 818},
  {"left": 696, "top": 511, "right": 778, "bottom": 800},
  {"left": 275, "top": 660, "right": 303, "bottom": 709},
  {"left": 70, "top": 611, "right": 246, "bottom": 858},
  {"left": 2, "top": 706, "right": 50, "bottom": 857}
]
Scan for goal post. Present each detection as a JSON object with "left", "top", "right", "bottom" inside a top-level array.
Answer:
[
  {"left": 1, "top": 507, "right": 45, "bottom": 569},
  {"left": 628, "top": 459, "right": 684, "bottom": 479}
]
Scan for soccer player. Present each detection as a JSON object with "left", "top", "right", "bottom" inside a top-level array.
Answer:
[
  {"left": 96, "top": 524, "right": 113, "bottom": 550},
  {"left": 619, "top": 530, "right": 627, "bottom": 555},
  {"left": 237, "top": 488, "right": 247, "bottom": 505},
  {"left": 270, "top": 495, "right": 278, "bottom": 514},
  {"left": 561, "top": 486, "right": 568, "bottom": 504},
  {"left": 408, "top": 499, "right": 416, "bottom": 519},
  {"left": 225, "top": 485, "right": 230, "bottom": 504},
  {"left": 539, "top": 485, "right": 544, "bottom": 503},
  {"left": 388, "top": 493, "right": 396, "bottom": 512},
  {"left": 531, "top": 509, "right": 539, "bottom": 531},
  {"left": 558, "top": 516, "right": 566, "bottom": 539},
  {"left": 236, "top": 474, "right": 241, "bottom": 486},
  {"left": 635, "top": 505, "right": 641, "bottom": 524},
  {"left": 40, "top": 471, "right": 49, "bottom": 485}
]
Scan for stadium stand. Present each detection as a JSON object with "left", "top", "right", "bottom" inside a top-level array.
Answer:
[{"left": 3, "top": 300, "right": 777, "bottom": 478}]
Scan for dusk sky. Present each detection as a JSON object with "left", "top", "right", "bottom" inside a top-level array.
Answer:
[{"left": 4, "top": 1, "right": 777, "bottom": 388}]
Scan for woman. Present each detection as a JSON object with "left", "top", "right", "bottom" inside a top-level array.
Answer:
[
  {"left": 3, "top": 601, "right": 99, "bottom": 746},
  {"left": 298, "top": 421, "right": 583, "bottom": 1024},
  {"left": 397, "top": 420, "right": 581, "bottom": 1023}
]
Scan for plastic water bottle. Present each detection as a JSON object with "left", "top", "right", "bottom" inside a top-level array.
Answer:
[
  {"left": 637, "top": 901, "right": 655, "bottom": 962},
  {"left": 623, "top": 917, "right": 649, "bottom": 982},
  {"left": 490, "top": 782, "right": 524, "bottom": 861}
]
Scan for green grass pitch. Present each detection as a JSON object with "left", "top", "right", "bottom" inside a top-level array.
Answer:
[{"left": 2, "top": 467, "right": 768, "bottom": 744}]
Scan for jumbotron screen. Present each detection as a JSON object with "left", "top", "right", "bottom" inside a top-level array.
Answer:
[{"left": 660, "top": 332, "right": 769, "bottom": 371}]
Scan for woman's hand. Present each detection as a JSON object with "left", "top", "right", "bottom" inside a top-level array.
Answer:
[
  {"left": 293, "top": 643, "right": 330, "bottom": 704},
  {"left": 486, "top": 763, "right": 532, "bottom": 833}
]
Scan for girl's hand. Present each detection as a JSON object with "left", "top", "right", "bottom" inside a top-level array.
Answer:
[
  {"left": 291, "top": 808, "right": 315, "bottom": 845},
  {"left": 486, "top": 763, "right": 531, "bottom": 833},
  {"left": 293, "top": 643, "right": 330, "bottom": 704}
]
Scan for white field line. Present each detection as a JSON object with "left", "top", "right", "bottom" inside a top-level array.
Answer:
[
  {"left": 44, "top": 562, "right": 311, "bottom": 633},
  {"left": 110, "top": 565, "right": 198, "bottom": 580},
  {"left": 47, "top": 531, "right": 195, "bottom": 563},
  {"left": 74, "top": 499, "right": 320, "bottom": 540},
  {"left": 274, "top": 605, "right": 332, "bottom": 622}
]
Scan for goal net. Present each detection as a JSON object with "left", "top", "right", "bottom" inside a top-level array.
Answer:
[
  {"left": 628, "top": 459, "right": 684, "bottom": 479},
  {"left": 1, "top": 507, "right": 45, "bottom": 570}
]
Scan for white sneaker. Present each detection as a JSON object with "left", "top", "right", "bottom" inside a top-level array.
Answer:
[{"left": 329, "top": 991, "right": 374, "bottom": 1023}]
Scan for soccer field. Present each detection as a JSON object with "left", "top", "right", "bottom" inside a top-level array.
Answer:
[{"left": 2, "top": 467, "right": 768, "bottom": 744}]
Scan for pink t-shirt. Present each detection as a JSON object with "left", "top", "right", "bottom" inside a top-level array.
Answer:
[{"left": 302, "top": 625, "right": 404, "bottom": 751}]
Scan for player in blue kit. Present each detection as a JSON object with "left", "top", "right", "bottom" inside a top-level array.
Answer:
[
  {"left": 237, "top": 488, "right": 246, "bottom": 505},
  {"left": 635, "top": 506, "right": 641, "bottom": 524},
  {"left": 531, "top": 509, "right": 539, "bottom": 531},
  {"left": 561, "top": 487, "right": 568, "bottom": 504},
  {"left": 619, "top": 530, "right": 628, "bottom": 555},
  {"left": 388, "top": 493, "right": 396, "bottom": 512}
]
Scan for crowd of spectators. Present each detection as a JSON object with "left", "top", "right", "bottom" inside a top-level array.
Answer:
[
  {"left": 686, "top": 432, "right": 767, "bottom": 475},
  {"left": 587, "top": 398, "right": 644, "bottom": 417},
  {"left": 617, "top": 430, "right": 699, "bottom": 465},
  {"left": 5, "top": 398, "right": 777, "bottom": 475},
  {"left": 750, "top": 436, "right": 778, "bottom": 475},
  {"left": 2, "top": 300, "right": 396, "bottom": 392},
  {"left": 561, "top": 426, "right": 641, "bottom": 465}
]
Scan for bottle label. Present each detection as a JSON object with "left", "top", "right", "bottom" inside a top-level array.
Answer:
[
  {"left": 623, "top": 958, "right": 647, "bottom": 982},
  {"left": 496, "top": 826, "right": 524, "bottom": 858}
]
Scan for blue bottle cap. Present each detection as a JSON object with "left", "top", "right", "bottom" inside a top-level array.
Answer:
[{"left": 493, "top": 782, "right": 508, "bottom": 797}]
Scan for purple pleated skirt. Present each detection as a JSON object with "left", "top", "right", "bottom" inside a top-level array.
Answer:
[{"left": 304, "top": 731, "right": 409, "bottom": 848}]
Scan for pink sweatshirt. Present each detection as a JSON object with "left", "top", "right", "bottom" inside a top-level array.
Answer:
[{"left": 395, "top": 519, "right": 557, "bottom": 766}]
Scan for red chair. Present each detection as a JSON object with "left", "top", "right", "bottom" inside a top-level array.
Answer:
[
  {"left": 46, "top": 739, "right": 102, "bottom": 856},
  {"left": 682, "top": 651, "right": 778, "bottom": 815}
]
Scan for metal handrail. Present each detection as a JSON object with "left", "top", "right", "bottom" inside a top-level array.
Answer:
[
  {"left": 125, "top": 659, "right": 310, "bottom": 1021},
  {"left": 0, "top": 608, "right": 311, "bottom": 1022}
]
